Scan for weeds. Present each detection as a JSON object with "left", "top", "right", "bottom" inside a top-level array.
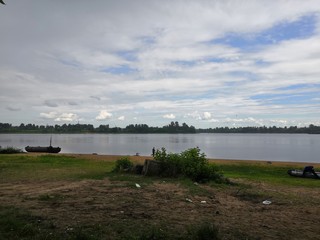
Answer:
[
  {"left": 112, "top": 156, "right": 134, "bottom": 172},
  {"left": 0, "top": 146, "right": 23, "bottom": 154}
]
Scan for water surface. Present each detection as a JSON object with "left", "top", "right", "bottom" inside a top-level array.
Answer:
[{"left": 0, "top": 133, "right": 319, "bottom": 163}]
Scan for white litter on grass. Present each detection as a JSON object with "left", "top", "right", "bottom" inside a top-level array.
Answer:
[
  {"left": 135, "top": 183, "right": 141, "bottom": 188},
  {"left": 200, "top": 201, "right": 207, "bottom": 204},
  {"left": 186, "top": 198, "right": 193, "bottom": 203},
  {"left": 262, "top": 200, "right": 272, "bottom": 205}
]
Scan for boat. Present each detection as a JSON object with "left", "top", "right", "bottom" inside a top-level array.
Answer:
[
  {"left": 287, "top": 169, "right": 320, "bottom": 179},
  {"left": 25, "top": 146, "right": 61, "bottom": 153},
  {"left": 25, "top": 136, "right": 61, "bottom": 153}
]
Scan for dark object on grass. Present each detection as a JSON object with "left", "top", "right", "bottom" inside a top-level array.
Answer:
[
  {"left": 288, "top": 166, "right": 320, "bottom": 179},
  {"left": 143, "top": 160, "right": 160, "bottom": 176},
  {"left": 134, "top": 164, "right": 144, "bottom": 174},
  {"left": 25, "top": 146, "right": 61, "bottom": 153}
]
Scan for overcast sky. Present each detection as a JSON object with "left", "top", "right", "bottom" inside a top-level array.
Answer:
[{"left": 1, "top": 1, "right": 320, "bottom": 128}]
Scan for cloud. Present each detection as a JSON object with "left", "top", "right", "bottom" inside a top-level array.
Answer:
[
  {"left": 40, "top": 112, "right": 78, "bottom": 122},
  {"left": 68, "top": 101, "right": 78, "bottom": 106},
  {"left": 163, "top": 114, "right": 175, "bottom": 119},
  {"left": 90, "top": 96, "right": 101, "bottom": 101},
  {"left": 202, "top": 112, "right": 212, "bottom": 120},
  {"left": 40, "top": 112, "right": 58, "bottom": 119},
  {"left": 55, "top": 113, "right": 78, "bottom": 122},
  {"left": 6, "top": 106, "right": 21, "bottom": 111},
  {"left": 1, "top": 1, "right": 320, "bottom": 127},
  {"left": 118, "top": 116, "right": 125, "bottom": 121},
  {"left": 96, "top": 110, "right": 113, "bottom": 120},
  {"left": 186, "top": 111, "right": 214, "bottom": 121},
  {"left": 44, "top": 100, "right": 58, "bottom": 108}
]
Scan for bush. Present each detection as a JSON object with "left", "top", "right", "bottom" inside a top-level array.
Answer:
[
  {"left": 0, "top": 146, "right": 23, "bottom": 154},
  {"left": 154, "top": 147, "right": 181, "bottom": 177},
  {"left": 113, "top": 157, "right": 133, "bottom": 172},
  {"left": 154, "top": 147, "right": 225, "bottom": 183}
]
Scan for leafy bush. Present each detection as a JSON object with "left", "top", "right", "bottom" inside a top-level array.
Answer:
[
  {"left": 154, "top": 147, "right": 226, "bottom": 183},
  {"left": 113, "top": 157, "right": 133, "bottom": 172},
  {"left": 154, "top": 147, "right": 181, "bottom": 177},
  {"left": 0, "top": 146, "right": 23, "bottom": 154}
]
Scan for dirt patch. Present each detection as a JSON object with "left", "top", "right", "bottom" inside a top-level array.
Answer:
[{"left": 1, "top": 174, "right": 320, "bottom": 239}]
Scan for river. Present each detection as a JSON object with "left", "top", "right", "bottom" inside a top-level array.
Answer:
[{"left": 0, "top": 133, "right": 319, "bottom": 163}]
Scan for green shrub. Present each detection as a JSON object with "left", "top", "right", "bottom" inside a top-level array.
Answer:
[
  {"left": 0, "top": 146, "right": 23, "bottom": 154},
  {"left": 113, "top": 157, "right": 133, "bottom": 172},
  {"left": 155, "top": 147, "right": 181, "bottom": 177},
  {"left": 154, "top": 147, "right": 226, "bottom": 183},
  {"left": 180, "top": 147, "right": 208, "bottom": 181}
]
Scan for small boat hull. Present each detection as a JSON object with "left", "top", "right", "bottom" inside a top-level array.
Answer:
[
  {"left": 287, "top": 169, "right": 320, "bottom": 179},
  {"left": 25, "top": 146, "right": 61, "bottom": 153}
]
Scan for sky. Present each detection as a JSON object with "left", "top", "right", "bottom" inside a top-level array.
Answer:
[{"left": 1, "top": 0, "right": 320, "bottom": 128}]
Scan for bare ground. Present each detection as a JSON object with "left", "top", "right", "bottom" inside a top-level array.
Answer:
[{"left": 0, "top": 155, "right": 320, "bottom": 239}]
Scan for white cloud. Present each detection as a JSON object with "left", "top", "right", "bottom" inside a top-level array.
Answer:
[
  {"left": 1, "top": 1, "right": 320, "bottom": 127},
  {"left": 96, "top": 110, "right": 113, "bottom": 121},
  {"left": 186, "top": 111, "right": 214, "bottom": 121},
  {"left": 40, "top": 112, "right": 78, "bottom": 122},
  {"left": 163, "top": 114, "right": 176, "bottom": 119},
  {"left": 202, "top": 112, "right": 212, "bottom": 120},
  {"left": 55, "top": 113, "right": 78, "bottom": 122},
  {"left": 40, "top": 112, "right": 58, "bottom": 119}
]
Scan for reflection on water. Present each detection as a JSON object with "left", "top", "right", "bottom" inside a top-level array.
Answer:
[{"left": 0, "top": 133, "right": 319, "bottom": 163}]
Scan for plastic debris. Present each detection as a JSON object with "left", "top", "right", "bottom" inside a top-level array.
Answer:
[
  {"left": 135, "top": 183, "right": 141, "bottom": 188},
  {"left": 200, "top": 201, "right": 207, "bottom": 204},
  {"left": 262, "top": 200, "right": 272, "bottom": 205},
  {"left": 186, "top": 198, "right": 193, "bottom": 203}
]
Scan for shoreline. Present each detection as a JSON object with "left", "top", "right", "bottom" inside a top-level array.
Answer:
[{"left": 21, "top": 152, "right": 320, "bottom": 167}]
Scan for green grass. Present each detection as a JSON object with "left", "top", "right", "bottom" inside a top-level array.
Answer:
[
  {"left": 0, "top": 205, "right": 222, "bottom": 240},
  {"left": 1, "top": 154, "right": 319, "bottom": 239},
  {"left": 0, "top": 206, "right": 58, "bottom": 240},
  {"left": 218, "top": 162, "right": 320, "bottom": 187},
  {"left": 0, "top": 154, "right": 115, "bottom": 182},
  {"left": 1, "top": 154, "right": 318, "bottom": 187}
]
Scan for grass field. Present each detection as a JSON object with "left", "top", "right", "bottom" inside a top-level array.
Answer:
[{"left": 0, "top": 153, "right": 319, "bottom": 239}]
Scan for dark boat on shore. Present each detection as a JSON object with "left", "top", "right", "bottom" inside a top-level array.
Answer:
[
  {"left": 25, "top": 146, "right": 61, "bottom": 153},
  {"left": 287, "top": 169, "right": 320, "bottom": 179},
  {"left": 25, "top": 136, "right": 61, "bottom": 153}
]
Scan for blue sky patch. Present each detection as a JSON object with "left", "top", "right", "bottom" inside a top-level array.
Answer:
[
  {"left": 101, "top": 65, "right": 137, "bottom": 74},
  {"left": 117, "top": 50, "right": 138, "bottom": 61},
  {"left": 251, "top": 91, "right": 319, "bottom": 105},
  {"left": 277, "top": 83, "right": 320, "bottom": 91},
  {"left": 213, "top": 14, "right": 316, "bottom": 49}
]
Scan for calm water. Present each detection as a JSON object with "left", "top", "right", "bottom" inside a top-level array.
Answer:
[{"left": 0, "top": 133, "right": 319, "bottom": 163}]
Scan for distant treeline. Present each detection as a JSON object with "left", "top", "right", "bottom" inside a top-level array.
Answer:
[
  {"left": 0, "top": 122, "right": 319, "bottom": 134},
  {"left": 197, "top": 125, "right": 320, "bottom": 134},
  {"left": 0, "top": 121, "right": 196, "bottom": 134}
]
